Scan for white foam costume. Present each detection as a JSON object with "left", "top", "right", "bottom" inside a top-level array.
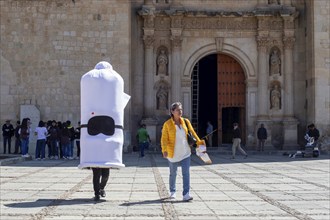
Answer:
[{"left": 78, "top": 61, "right": 130, "bottom": 169}]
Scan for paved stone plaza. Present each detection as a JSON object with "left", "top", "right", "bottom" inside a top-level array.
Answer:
[{"left": 0, "top": 152, "right": 329, "bottom": 220}]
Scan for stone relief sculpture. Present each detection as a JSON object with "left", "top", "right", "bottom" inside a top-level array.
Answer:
[
  {"left": 270, "top": 84, "right": 281, "bottom": 110},
  {"left": 154, "top": 79, "right": 170, "bottom": 110},
  {"left": 269, "top": 48, "right": 281, "bottom": 75},
  {"left": 157, "top": 49, "right": 168, "bottom": 76}
]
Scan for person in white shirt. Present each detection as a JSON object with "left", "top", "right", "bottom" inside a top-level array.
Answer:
[{"left": 34, "top": 121, "right": 48, "bottom": 160}]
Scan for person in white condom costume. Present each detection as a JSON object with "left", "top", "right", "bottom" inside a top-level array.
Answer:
[{"left": 79, "top": 61, "right": 130, "bottom": 201}]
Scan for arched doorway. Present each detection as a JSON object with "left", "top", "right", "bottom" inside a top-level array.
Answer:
[{"left": 192, "top": 53, "right": 246, "bottom": 146}]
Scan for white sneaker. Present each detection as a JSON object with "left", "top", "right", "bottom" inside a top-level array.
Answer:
[
  {"left": 169, "top": 192, "right": 176, "bottom": 199},
  {"left": 183, "top": 193, "right": 193, "bottom": 201}
]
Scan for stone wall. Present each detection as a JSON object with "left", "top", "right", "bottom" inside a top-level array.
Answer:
[{"left": 0, "top": 0, "right": 131, "bottom": 128}]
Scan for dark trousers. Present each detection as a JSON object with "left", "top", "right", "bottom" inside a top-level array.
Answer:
[
  {"left": 92, "top": 168, "right": 110, "bottom": 196},
  {"left": 76, "top": 140, "right": 80, "bottom": 157},
  {"left": 14, "top": 137, "right": 21, "bottom": 154},
  {"left": 3, "top": 136, "right": 12, "bottom": 153}
]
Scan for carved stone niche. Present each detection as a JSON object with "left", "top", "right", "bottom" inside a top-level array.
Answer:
[{"left": 156, "top": 46, "right": 169, "bottom": 76}]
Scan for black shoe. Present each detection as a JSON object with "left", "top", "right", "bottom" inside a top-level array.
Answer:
[
  {"left": 100, "top": 189, "right": 106, "bottom": 197},
  {"left": 94, "top": 195, "right": 100, "bottom": 201}
]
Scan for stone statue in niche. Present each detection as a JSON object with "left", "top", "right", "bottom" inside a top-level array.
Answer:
[
  {"left": 269, "top": 49, "right": 281, "bottom": 75},
  {"left": 157, "top": 49, "right": 168, "bottom": 76},
  {"left": 157, "top": 84, "right": 168, "bottom": 110},
  {"left": 270, "top": 84, "right": 281, "bottom": 110},
  {"left": 155, "top": 79, "right": 170, "bottom": 110}
]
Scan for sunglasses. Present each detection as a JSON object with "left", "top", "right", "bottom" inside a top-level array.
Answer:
[{"left": 81, "top": 116, "right": 123, "bottom": 136}]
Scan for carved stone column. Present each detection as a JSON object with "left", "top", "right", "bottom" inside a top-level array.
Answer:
[
  {"left": 256, "top": 36, "right": 269, "bottom": 119},
  {"left": 170, "top": 17, "right": 183, "bottom": 103},
  {"left": 283, "top": 36, "right": 295, "bottom": 117},
  {"left": 282, "top": 16, "right": 299, "bottom": 150},
  {"left": 143, "top": 17, "right": 155, "bottom": 117}
]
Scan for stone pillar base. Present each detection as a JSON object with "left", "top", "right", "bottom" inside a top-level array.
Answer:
[{"left": 282, "top": 118, "right": 299, "bottom": 150}]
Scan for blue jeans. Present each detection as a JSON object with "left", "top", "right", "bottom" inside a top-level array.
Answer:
[
  {"left": 61, "top": 143, "right": 70, "bottom": 158},
  {"left": 139, "top": 141, "right": 149, "bottom": 157},
  {"left": 21, "top": 138, "right": 29, "bottom": 155},
  {"left": 35, "top": 139, "right": 46, "bottom": 159},
  {"left": 168, "top": 156, "right": 191, "bottom": 196}
]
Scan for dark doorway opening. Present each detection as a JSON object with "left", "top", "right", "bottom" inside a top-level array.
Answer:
[
  {"left": 197, "top": 54, "right": 218, "bottom": 146},
  {"left": 221, "top": 107, "right": 240, "bottom": 143}
]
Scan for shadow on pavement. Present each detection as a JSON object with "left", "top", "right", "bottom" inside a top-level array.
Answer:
[
  {"left": 5, "top": 198, "right": 102, "bottom": 208},
  {"left": 120, "top": 197, "right": 189, "bottom": 206}
]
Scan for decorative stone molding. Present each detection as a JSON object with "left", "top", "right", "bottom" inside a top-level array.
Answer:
[
  {"left": 257, "top": 36, "right": 270, "bottom": 51},
  {"left": 143, "top": 35, "right": 155, "bottom": 48},
  {"left": 216, "top": 37, "right": 224, "bottom": 52},
  {"left": 283, "top": 37, "right": 295, "bottom": 49},
  {"left": 171, "top": 16, "right": 183, "bottom": 28},
  {"left": 183, "top": 17, "right": 256, "bottom": 30},
  {"left": 171, "top": 35, "right": 182, "bottom": 48},
  {"left": 144, "top": 15, "right": 155, "bottom": 28}
]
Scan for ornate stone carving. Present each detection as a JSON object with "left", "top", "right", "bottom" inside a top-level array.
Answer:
[
  {"left": 144, "top": 15, "right": 155, "bottom": 28},
  {"left": 183, "top": 17, "right": 256, "bottom": 30},
  {"left": 283, "top": 37, "right": 295, "bottom": 49},
  {"left": 171, "top": 16, "right": 182, "bottom": 28},
  {"left": 171, "top": 36, "right": 182, "bottom": 48},
  {"left": 257, "top": 37, "right": 270, "bottom": 50},
  {"left": 143, "top": 35, "right": 154, "bottom": 48}
]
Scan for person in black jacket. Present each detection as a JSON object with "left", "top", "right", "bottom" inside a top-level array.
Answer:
[
  {"left": 231, "top": 122, "right": 248, "bottom": 159},
  {"left": 2, "top": 120, "right": 15, "bottom": 154},
  {"left": 257, "top": 124, "right": 268, "bottom": 151},
  {"left": 14, "top": 120, "right": 21, "bottom": 154},
  {"left": 307, "top": 124, "right": 320, "bottom": 146}
]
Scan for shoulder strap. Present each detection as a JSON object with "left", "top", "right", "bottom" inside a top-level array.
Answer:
[{"left": 183, "top": 118, "right": 190, "bottom": 132}]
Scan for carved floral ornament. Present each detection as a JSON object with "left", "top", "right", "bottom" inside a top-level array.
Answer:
[
  {"left": 143, "top": 35, "right": 155, "bottom": 48},
  {"left": 171, "top": 36, "right": 182, "bottom": 48},
  {"left": 283, "top": 37, "right": 295, "bottom": 49}
]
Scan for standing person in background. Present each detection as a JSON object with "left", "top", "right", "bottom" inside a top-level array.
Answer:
[
  {"left": 161, "top": 102, "right": 205, "bottom": 201},
  {"left": 136, "top": 124, "right": 151, "bottom": 158},
  {"left": 48, "top": 120, "right": 59, "bottom": 159},
  {"left": 74, "top": 121, "right": 81, "bottom": 159},
  {"left": 19, "top": 118, "right": 30, "bottom": 157},
  {"left": 66, "top": 120, "right": 75, "bottom": 160},
  {"left": 231, "top": 122, "right": 248, "bottom": 159},
  {"left": 206, "top": 121, "right": 213, "bottom": 147},
  {"left": 14, "top": 120, "right": 21, "bottom": 154},
  {"left": 2, "top": 120, "right": 15, "bottom": 154},
  {"left": 59, "top": 122, "right": 70, "bottom": 159},
  {"left": 257, "top": 124, "right": 268, "bottom": 152},
  {"left": 57, "top": 121, "right": 63, "bottom": 158},
  {"left": 34, "top": 120, "right": 48, "bottom": 160}
]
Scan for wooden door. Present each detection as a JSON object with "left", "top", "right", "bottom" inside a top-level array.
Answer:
[{"left": 217, "top": 54, "right": 246, "bottom": 144}]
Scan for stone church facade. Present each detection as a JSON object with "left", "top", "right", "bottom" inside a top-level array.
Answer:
[{"left": 1, "top": 0, "right": 329, "bottom": 151}]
